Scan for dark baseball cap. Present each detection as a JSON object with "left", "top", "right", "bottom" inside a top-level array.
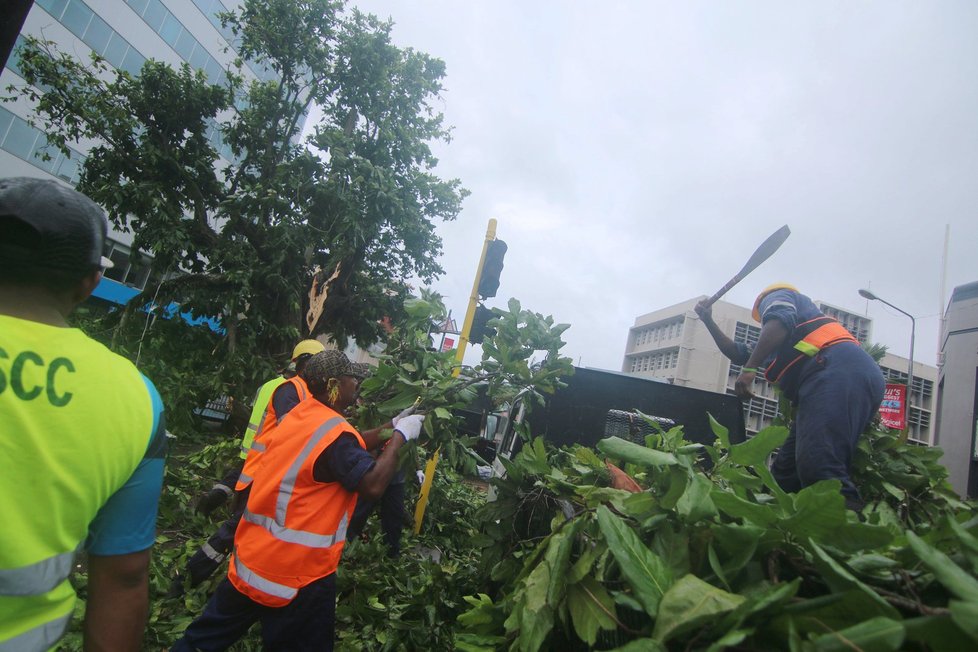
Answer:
[
  {"left": 301, "top": 350, "right": 361, "bottom": 387},
  {"left": 0, "top": 177, "right": 113, "bottom": 272}
]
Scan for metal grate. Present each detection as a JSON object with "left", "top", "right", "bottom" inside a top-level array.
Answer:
[{"left": 604, "top": 409, "right": 676, "bottom": 444}]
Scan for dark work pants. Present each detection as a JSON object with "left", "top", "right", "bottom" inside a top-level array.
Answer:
[
  {"left": 770, "top": 342, "right": 885, "bottom": 511},
  {"left": 348, "top": 479, "right": 407, "bottom": 558},
  {"left": 185, "top": 486, "right": 250, "bottom": 586},
  {"left": 170, "top": 574, "right": 337, "bottom": 652}
]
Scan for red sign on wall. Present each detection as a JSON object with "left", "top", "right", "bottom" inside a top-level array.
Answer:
[
  {"left": 879, "top": 383, "right": 907, "bottom": 430},
  {"left": 441, "top": 336, "right": 456, "bottom": 352}
]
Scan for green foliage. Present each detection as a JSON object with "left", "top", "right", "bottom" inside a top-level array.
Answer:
[
  {"left": 459, "top": 419, "right": 978, "bottom": 651},
  {"left": 356, "top": 291, "right": 573, "bottom": 476},
  {"left": 7, "top": 0, "right": 467, "bottom": 428}
]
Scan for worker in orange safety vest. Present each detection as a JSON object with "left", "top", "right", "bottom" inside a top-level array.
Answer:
[
  {"left": 696, "top": 284, "right": 885, "bottom": 511},
  {"left": 172, "top": 350, "right": 425, "bottom": 651}
]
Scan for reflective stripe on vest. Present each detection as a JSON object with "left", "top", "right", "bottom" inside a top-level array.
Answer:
[
  {"left": 764, "top": 317, "right": 858, "bottom": 384},
  {"left": 0, "top": 551, "right": 74, "bottom": 596},
  {"left": 229, "top": 402, "right": 363, "bottom": 606},
  {"left": 0, "top": 611, "right": 71, "bottom": 652},
  {"left": 236, "top": 377, "right": 309, "bottom": 490},
  {"left": 242, "top": 508, "right": 350, "bottom": 548},
  {"left": 239, "top": 416, "right": 347, "bottom": 548},
  {"left": 0, "top": 314, "right": 156, "bottom": 648},
  {"left": 240, "top": 377, "right": 287, "bottom": 460},
  {"left": 231, "top": 551, "right": 297, "bottom": 602}
]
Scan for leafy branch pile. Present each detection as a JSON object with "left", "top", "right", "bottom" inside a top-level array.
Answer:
[
  {"left": 355, "top": 291, "right": 572, "bottom": 475},
  {"left": 458, "top": 419, "right": 978, "bottom": 651}
]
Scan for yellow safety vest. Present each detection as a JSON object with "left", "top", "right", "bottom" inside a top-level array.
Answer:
[
  {"left": 0, "top": 315, "right": 154, "bottom": 651},
  {"left": 239, "top": 376, "right": 287, "bottom": 460}
]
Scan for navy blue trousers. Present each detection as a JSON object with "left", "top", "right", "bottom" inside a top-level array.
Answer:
[
  {"left": 771, "top": 342, "right": 885, "bottom": 510},
  {"left": 170, "top": 574, "right": 336, "bottom": 651},
  {"left": 347, "top": 479, "right": 406, "bottom": 557}
]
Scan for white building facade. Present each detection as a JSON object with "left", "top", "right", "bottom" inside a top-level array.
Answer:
[
  {"left": 623, "top": 296, "right": 937, "bottom": 442},
  {"left": 934, "top": 281, "right": 978, "bottom": 498}
]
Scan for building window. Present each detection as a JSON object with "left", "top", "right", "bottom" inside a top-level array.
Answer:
[
  {"left": 734, "top": 322, "right": 761, "bottom": 348},
  {"left": 0, "top": 107, "right": 85, "bottom": 183}
]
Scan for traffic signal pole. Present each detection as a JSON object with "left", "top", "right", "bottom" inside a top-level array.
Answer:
[
  {"left": 454, "top": 218, "right": 497, "bottom": 376},
  {"left": 414, "top": 218, "right": 498, "bottom": 534}
]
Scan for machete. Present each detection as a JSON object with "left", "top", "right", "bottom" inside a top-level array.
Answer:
[{"left": 703, "top": 224, "right": 791, "bottom": 307}]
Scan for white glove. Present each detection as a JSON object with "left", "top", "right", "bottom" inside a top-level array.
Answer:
[
  {"left": 392, "top": 404, "right": 418, "bottom": 428},
  {"left": 416, "top": 470, "right": 426, "bottom": 485},
  {"left": 394, "top": 414, "right": 425, "bottom": 442}
]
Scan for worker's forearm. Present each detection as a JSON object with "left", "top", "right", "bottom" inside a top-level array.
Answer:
[
  {"left": 360, "top": 423, "right": 393, "bottom": 450},
  {"left": 744, "top": 319, "right": 789, "bottom": 368},
  {"left": 357, "top": 434, "right": 404, "bottom": 500},
  {"left": 701, "top": 316, "right": 744, "bottom": 362},
  {"left": 84, "top": 551, "right": 150, "bottom": 652}
]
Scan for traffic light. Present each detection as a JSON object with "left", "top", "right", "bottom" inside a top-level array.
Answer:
[
  {"left": 477, "top": 239, "right": 507, "bottom": 299},
  {"left": 469, "top": 305, "right": 497, "bottom": 344}
]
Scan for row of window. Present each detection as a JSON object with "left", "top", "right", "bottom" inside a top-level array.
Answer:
[
  {"left": 628, "top": 349, "right": 679, "bottom": 373},
  {"left": 821, "top": 306, "right": 871, "bottom": 343},
  {"left": 633, "top": 320, "right": 684, "bottom": 347},
  {"left": 743, "top": 395, "right": 781, "bottom": 421},
  {"left": 0, "top": 105, "right": 84, "bottom": 183},
  {"left": 733, "top": 321, "right": 761, "bottom": 348},
  {"left": 33, "top": 0, "right": 236, "bottom": 162},
  {"left": 103, "top": 239, "right": 155, "bottom": 290},
  {"left": 187, "top": 0, "right": 278, "bottom": 82}
]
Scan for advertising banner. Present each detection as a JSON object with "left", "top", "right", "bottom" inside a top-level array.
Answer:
[{"left": 879, "top": 383, "right": 907, "bottom": 430}]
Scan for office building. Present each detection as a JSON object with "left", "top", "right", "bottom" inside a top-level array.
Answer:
[
  {"left": 934, "top": 281, "right": 978, "bottom": 497},
  {"left": 1, "top": 0, "right": 290, "bottom": 307},
  {"left": 623, "top": 296, "right": 937, "bottom": 442}
]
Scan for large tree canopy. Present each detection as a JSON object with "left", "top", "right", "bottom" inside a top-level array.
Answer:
[{"left": 10, "top": 0, "right": 467, "bottom": 426}]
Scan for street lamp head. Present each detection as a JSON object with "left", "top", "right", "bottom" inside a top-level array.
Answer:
[{"left": 858, "top": 288, "right": 878, "bottom": 301}]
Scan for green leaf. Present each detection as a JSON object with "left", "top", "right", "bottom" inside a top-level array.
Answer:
[
  {"left": 652, "top": 574, "right": 746, "bottom": 643},
  {"left": 807, "top": 539, "right": 899, "bottom": 619},
  {"left": 728, "top": 426, "right": 789, "bottom": 467},
  {"left": 596, "top": 505, "right": 674, "bottom": 617},
  {"left": 597, "top": 436, "right": 679, "bottom": 468},
  {"left": 708, "top": 412, "right": 731, "bottom": 449},
  {"left": 950, "top": 600, "right": 978, "bottom": 643},
  {"left": 904, "top": 614, "right": 976, "bottom": 649},
  {"left": 711, "top": 489, "right": 779, "bottom": 526},
  {"left": 710, "top": 523, "right": 764, "bottom": 578},
  {"left": 906, "top": 531, "right": 978, "bottom": 602},
  {"left": 604, "top": 639, "right": 667, "bottom": 652},
  {"left": 809, "top": 616, "right": 904, "bottom": 652},
  {"left": 948, "top": 518, "right": 978, "bottom": 575},
  {"left": 676, "top": 474, "right": 717, "bottom": 523},
  {"left": 545, "top": 521, "right": 579, "bottom": 604},
  {"left": 778, "top": 481, "right": 891, "bottom": 552},
  {"left": 566, "top": 576, "right": 617, "bottom": 646},
  {"left": 433, "top": 407, "right": 451, "bottom": 419}
]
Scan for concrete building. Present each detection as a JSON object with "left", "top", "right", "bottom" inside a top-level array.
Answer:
[
  {"left": 623, "top": 295, "right": 937, "bottom": 441},
  {"left": 1, "top": 0, "right": 285, "bottom": 306},
  {"left": 934, "top": 281, "right": 978, "bottom": 498}
]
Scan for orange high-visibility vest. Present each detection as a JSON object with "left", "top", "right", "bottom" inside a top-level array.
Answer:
[
  {"left": 764, "top": 316, "right": 858, "bottom": 384},
  {"left": 228, "top": 397, "right": 364, "bottom": 606},
  {"left": 235, "top": 376, "right": 310, "bottom": 491}
]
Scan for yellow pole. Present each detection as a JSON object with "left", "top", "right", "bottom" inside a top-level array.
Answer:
[
  {"left": 454, "top": 218, "right": 498, "bottom": 377},
  {"left": 414, "top": 218, "right": 497, "bottom": 534}
]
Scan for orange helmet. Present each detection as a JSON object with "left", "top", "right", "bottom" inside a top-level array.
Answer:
[{"left": 752, "top": 283, "right": 798, "bottom": 322}]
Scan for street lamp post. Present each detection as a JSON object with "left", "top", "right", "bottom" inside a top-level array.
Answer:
[{"left": 858, "top": 288, "right": 916, "bottom": 433}]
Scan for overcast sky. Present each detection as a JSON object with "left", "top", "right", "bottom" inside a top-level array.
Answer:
[{"left": 329, "top": 1, "right": 978, "bottom": 370}]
